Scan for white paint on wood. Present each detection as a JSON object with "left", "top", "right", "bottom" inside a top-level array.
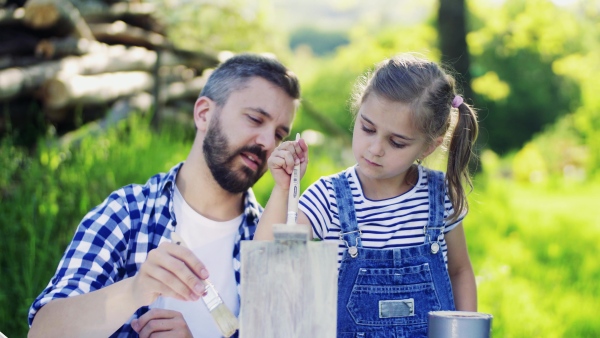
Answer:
[{"left": 240, "top": 225, "right": 338, "bottom": 337}]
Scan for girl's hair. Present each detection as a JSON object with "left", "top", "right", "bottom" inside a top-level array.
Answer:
[{"left": 351, "top": 53, "right": 479, "bottom": 222}]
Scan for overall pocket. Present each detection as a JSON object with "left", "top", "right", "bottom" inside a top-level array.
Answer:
[{"left": 346, "top": 263, "right": 441, "bottom": 326}]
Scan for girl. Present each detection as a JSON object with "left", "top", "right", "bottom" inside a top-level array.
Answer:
[{"left": 255, "top": 54, "right": 479, "bottom": 337}]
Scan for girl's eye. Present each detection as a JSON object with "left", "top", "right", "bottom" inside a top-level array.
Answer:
[
  {"left": 361, "top": 125, "right": 375, "bottom": 134},
  {"left": 390, "top": 141, "right": 407, "bottom": 149}
]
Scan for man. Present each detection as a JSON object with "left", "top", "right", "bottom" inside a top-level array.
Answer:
[{"left": 28, "top": 53, "right": 300, "bottom": 337}]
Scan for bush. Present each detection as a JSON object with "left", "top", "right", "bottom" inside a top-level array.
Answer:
[{"left": 0, "top": 115, "right": 194, "bottom": 336}]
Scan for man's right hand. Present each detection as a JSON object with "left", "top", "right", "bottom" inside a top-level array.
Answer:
[{"left": 131, "top": 241, "right": 209, "bottom": 306}]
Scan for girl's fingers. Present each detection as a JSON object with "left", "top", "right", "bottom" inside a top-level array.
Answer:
[
  {"left": 278, "top": 139, "right": 307, "bottom": 163},
  {"left": 295, "top": 138, "right": 308, "bottom": 161},
  {"left": 272, "top": 146, "right": 299, "bottom": 172}
]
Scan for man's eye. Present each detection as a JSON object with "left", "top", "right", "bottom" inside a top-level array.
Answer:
[
  {"left": 361, "top": 125, "right": 375, "bottom": 133},
  {"left": 248, "top": 115, "right": 261, "bottom": 124}
]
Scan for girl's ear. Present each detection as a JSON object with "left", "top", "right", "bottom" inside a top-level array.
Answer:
[
  {"left": 422, "top": 136, "right": 444, "bottom": 159},
  {"left": 194, "top": 96, "right": 214, "bottom": 132}
]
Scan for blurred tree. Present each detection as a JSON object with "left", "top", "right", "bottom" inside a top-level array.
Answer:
[
  {"left": 468, "top": 0, "right": 582, "bottom": 154},
  {"left": 149, "top": 0, "right": 289, "bottom": 56},
  {"left": 294, "top": 23, "right": 438, "bottom": 142},
  {"left": 437, "top": 0, "right": 473, "bottom": 101},
  {"left": 289, "top": 26, "right": 349, "bottom": 56}
]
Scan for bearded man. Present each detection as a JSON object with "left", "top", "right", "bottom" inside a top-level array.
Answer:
[{"left": 28, "top": 54, "right": 300, "bottom": 338}]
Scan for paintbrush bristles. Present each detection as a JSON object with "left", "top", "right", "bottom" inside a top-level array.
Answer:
[
  {"left": 170, "top": 232, "right": 239, "bottom": 337},
  {"left": 211, "top": 302, "right": 240, "bottom": 337}
]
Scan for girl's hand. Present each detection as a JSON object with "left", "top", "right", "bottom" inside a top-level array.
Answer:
[{"left": 268, "top": 137, "right": 308, "bottom": 190}]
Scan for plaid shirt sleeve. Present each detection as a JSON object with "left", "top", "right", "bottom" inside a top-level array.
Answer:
[{"left": 28, "top": 187, "right": 137, "bottom": 326}]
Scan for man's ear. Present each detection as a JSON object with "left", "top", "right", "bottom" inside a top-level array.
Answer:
[
  {"left": 194, "top": 96, "right": 214, "bottom": 132},
  {"left": 422, "top": 136, "right": 444, "bottom": 159}
]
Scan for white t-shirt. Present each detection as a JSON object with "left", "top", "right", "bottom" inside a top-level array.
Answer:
[{"left": 150, "top": 185, "right": 243, "bottom": 337}]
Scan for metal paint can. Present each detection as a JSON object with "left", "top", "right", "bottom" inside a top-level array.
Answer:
[{"left": 428, "top": 311, "right": 493, "bottom": 338}]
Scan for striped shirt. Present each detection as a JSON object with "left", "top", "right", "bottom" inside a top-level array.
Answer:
[
  {"left": 28, "top": 162, "right": 261, "bottom": 337},
  {"left": 298, "top": 165, "right": 464, "bottom": 268}
]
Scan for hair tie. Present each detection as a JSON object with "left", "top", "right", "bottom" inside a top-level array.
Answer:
[{"left": 451, "top": 95, "right": 463, "bottom": 108}]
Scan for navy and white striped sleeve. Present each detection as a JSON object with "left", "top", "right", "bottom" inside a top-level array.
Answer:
[{"left": 299, "top": 178, "right": 333, "bottom": 240}]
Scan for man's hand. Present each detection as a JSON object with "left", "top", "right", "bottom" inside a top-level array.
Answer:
[
  {"left": 131, "top": 242, "right": 209, "bottom": 307},
  {"left": 268, "top": 137, "right": 308, "bottom": 190},
  {"left": 131, "top": 308, "right": 193, "bottom": 338}
]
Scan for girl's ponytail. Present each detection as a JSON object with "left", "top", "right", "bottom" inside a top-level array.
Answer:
[{"left": 446, "top": 101, "right": 478, "bottom": 222}]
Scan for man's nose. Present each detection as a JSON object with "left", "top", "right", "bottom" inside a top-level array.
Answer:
[{"left": 255, "top": 130, "right": 277, "bottom": 152}]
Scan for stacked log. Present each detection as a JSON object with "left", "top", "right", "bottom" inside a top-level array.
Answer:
[{"left": 0, "top": 0, "right": 221, "bottom": 139}]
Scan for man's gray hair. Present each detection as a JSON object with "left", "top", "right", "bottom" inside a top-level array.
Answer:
[{"left": 200, "top": 53, "right": 300, "bottom": 106}]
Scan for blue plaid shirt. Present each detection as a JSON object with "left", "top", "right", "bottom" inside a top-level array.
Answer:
[{"left": 28, "top": 162, "right": 262, "bottom": 337}]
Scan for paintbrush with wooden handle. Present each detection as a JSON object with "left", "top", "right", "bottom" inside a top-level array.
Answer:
[
  {"left": 286, "top": 133, "right": 301, "bottom": 226},
  {"left": 170, "top": 232, "right": 239, "bottom": 337},
  {"left": 273, "top": 132, "right": 309, "bottom": 242}
]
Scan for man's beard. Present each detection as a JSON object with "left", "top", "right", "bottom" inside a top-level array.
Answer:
[{"left": 203, "top": 115, "right": 267, "bottom": 193}]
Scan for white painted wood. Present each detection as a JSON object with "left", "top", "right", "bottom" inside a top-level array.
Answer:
[{"left": 240, "top": 225, "right": 338, "bottom": 337}]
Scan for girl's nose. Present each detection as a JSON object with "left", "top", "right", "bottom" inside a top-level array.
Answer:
[{"left": 368, "top": 139, "right": 385, "bottom": 157}]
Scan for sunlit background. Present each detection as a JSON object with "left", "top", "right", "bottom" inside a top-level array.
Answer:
[{"left": 1, "top": 0, "right": 599, "bottom": 336}]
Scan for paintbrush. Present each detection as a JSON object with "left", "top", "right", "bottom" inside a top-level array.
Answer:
[
  {"left": 170, "top": 232, "right": 239, "bottom": 338},
  {"left": 286, "top": 133, "right": 301, "bottom": 226},
  {"left": 273, "top": 133, "right": 309, "bottom": 242}
]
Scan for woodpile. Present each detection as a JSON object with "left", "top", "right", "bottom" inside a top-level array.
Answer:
[{"left": 0, "top": 0, "right": 221, "bottom": 140}]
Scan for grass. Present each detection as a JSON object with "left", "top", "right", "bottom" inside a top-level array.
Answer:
[
  {"left": 1, "top": 116, "right": 598, "bottom": 337},
  {"left": 466, "top": 175, "right": 600, "bottom": 337}
]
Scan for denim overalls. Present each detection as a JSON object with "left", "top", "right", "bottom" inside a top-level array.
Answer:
[{"left": 332, "top": 169, "right": 456, "bottom": 338}]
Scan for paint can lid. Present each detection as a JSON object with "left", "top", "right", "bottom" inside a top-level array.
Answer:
[{"left": 428, "top": 311, "right": 493, "bottom": 338}]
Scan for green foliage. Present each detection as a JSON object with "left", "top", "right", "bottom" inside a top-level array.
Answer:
[
  {"left": 1, "top": 100, "right": 47, "bottom": 149},
  {"left": 289, "top": 26, "right": 349, "bottom": 56},
  {"left": 150, "top": 0, "right": 289, "bottom": 56},
  {"left": 552, "top": 51, "right": 600, "bottom": 176},
  {"left": 468, "top": 161, "right": 600, "bottom": 337},
  {"left": 0, "top": 115, "right": 194, "bottom": 336},
  {"left": 2, "top": 114, "right": 600, "bottom": 337},
  {"left": 3, "top": 1, "right": 600, "bottom": 337},
  {"left": 468, "top": 0, "right": 585, "bottom": 154},
  {"left": 290, "top": 23, "right": 439, "bottom": 139}
]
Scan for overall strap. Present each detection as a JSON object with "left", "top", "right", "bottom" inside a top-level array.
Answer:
[
  {"left": 425, "top": 169, "right": 446, "bottom": 254},
  {"left": 331, "top": 172, "right": 362, "bottom": 258}
]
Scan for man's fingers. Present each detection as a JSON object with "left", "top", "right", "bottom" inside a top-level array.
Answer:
[
  {"left": 138, "top": 318, "right": 171, "bottom": 338},
  {"left": 145, "top": 246, "right": 207, "bottom": 299},
  {"left": 133, "top": 309, "right": 175, "bottom": 333},
  {"left": 146, "top": 253, "right": 204, "bottom": 299},
  {"left": 134, "top": 309, "right": 190, "bottom": 338},
  {"left": 161, "top": 243, "right": 209, "bottom": 280},
  {"left": 146, "top": 267, "right": 200, "bottom": 301}
]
